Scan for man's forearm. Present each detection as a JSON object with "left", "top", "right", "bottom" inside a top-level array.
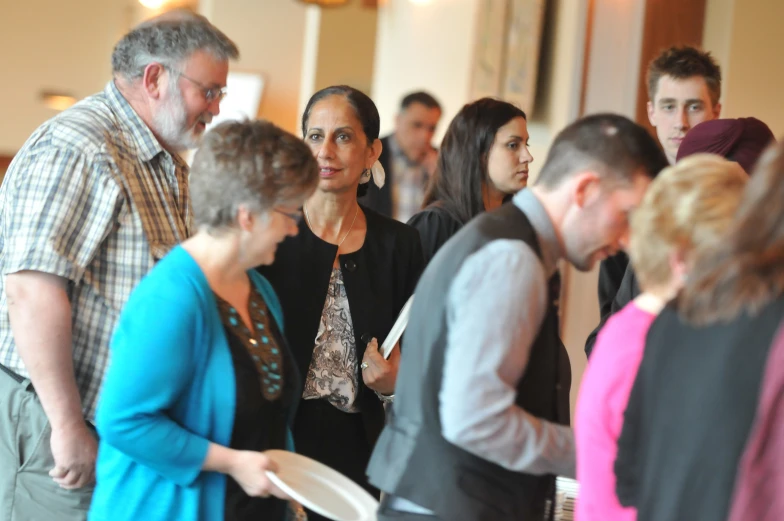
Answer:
[
  {"left": 441, "top": 241, "right": 576, "bottom": 475},
  {"left": 6, "top": 271, "right": 83, "bottom": 429}
]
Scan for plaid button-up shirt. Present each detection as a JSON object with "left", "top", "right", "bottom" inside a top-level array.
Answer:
[
  {"left": 388, "top": 136, "right": 430, "bottom": 223},
  {"left": 0, "top": 81, "right": 193, "bottom": 420}
]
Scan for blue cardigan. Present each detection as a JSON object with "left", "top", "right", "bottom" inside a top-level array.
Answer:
[{"left": 89, "top": 246, "right": 297, "bottom": 521}]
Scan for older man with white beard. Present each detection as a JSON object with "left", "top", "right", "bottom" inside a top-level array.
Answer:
[{"left": 0, "top": 11, "right": 237, "bottom": 520}]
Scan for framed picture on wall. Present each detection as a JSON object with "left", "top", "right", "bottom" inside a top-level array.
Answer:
[
  {"left": 206, "top": 71, "right": 266, "bottom": 131},
  {"left": 183, "top": 71, "right": 266, "bottom": 165},
  {"left": 469, "top": 0, "right": 510, "bottom": 100},
  {"left": 469, "top": 0, "right": 546, "bottom": 115},
  {"left": 502, "top": 0, "right": 546, "bottom": 115}
]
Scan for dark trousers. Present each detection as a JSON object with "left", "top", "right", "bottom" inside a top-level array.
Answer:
[{"left": 293, "top": 398, "right": 379, "bottom": 521}]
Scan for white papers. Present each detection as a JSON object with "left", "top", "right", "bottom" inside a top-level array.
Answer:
[{"left": 380, "top": 295, "right": 414, "bottom": 359}]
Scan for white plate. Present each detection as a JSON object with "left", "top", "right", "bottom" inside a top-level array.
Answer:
[
  {"left": 265, "top": 450, "right": 378, "bottom": 521},
  {"left": 380, "top": 295, "right": 414, "bottom": 359}
]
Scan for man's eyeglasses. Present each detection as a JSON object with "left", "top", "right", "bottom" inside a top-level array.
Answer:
[
  {"left": 272, "top": 208, "right": 303, "bottom": 223},
  {"left": 168, "top": 67, "right": 227, "bottom": 103}
]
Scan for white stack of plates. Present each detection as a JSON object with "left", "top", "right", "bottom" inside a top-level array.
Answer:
[
  {"left": 553, "top": 476, "right": 580, "bottom": 521},
  {"left": 264, "top": 450, "right": 379, "bottom": 521}
]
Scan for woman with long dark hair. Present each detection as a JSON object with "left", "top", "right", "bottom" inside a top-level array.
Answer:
[{"left": 408, "top": 98, "right": 532, "bottom": 263}]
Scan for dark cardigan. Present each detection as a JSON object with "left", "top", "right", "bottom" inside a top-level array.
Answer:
[
  {"left": 257, "top": 205, "right": 424, "bottom": 445},
  {"left": 614, "top": 296, "right": 784, "bottom": 521},
  {"left": 406, "top": 204, "right": 464, "bottom": 266}
]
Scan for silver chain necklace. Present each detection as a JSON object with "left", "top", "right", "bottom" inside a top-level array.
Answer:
[{"left": 303, "top": 203, "right": 360, "bottom": 251}]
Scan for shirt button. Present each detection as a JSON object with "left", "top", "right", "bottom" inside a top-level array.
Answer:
[{"left": 344, "top": 260, "right": 357, "bottom": 272}]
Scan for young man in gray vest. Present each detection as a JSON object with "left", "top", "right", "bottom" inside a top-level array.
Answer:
[{"left": 367, "top": 114, "right": 667, "bottom": 521}]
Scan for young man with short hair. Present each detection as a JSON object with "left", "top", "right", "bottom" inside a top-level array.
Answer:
[
  {"left": 646, "top": 46, "right": 722, "bottom": 165},
  {"left": 587, "top": 46, "right": 723, "bottom": 357}
]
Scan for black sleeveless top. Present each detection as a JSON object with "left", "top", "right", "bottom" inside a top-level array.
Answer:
[{"left": 217, "top": 290, "right": 297, "bottom": 521}]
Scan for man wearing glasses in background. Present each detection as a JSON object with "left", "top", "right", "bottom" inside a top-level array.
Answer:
[
  {"left": 0, "top": 11, "right": 238, "bottom": 520},
  {"left": 361, "top": 91, "right": 442, "bottom": 222}
]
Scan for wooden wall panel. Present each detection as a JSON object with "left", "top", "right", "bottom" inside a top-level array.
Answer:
[
  {"left": 578, "top": 0, "right": 596, "bottom": 117},
  {"left": 0, "top": 155, "right": 14, "bottom": 185}
]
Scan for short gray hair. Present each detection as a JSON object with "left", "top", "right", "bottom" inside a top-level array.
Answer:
[
  {"left": 190, "top": 120, "right": 319, "bottom": 232},
  {"left": 111, "top": 10, "right": 239, "bottom": 79}
]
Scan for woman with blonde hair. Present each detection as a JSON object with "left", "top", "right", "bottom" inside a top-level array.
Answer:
[
  {"left": 614, "top": 141, "right": 784, "bottom": 521},
  {"left": 575, "top": 154, "right": 748, "bottom": 521}
]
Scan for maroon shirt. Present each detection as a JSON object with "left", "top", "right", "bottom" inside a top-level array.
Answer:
[{"left": 728, "top": 321, "right": 784, "bottom": 521}]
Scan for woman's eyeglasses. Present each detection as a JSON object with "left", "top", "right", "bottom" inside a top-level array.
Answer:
[{"left": 272, "top": 208, "right": 303, "bottom": 223}]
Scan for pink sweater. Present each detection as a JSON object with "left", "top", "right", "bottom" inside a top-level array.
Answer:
[{"left": 575, "top": 302, "right": 655, "bottom": 521}]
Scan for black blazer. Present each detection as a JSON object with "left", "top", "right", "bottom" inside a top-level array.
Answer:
[
  {"left": 585, "top": 255, "right": 638, "bottom": 357},
  {"left": 257, "top": 205, "right": 424, "bottom": 445},
  {"left": 359, "top": 135, "right": 395, "bottom": 217}
]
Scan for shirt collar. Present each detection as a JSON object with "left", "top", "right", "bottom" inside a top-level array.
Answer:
[
  {"left": 512, "top": 188, "right": 565, "bottom": 277},
  {"left": 104, "top": 80, "right": 167, "bottom": 163}
]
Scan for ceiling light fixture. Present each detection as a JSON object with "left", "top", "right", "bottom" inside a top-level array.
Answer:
[
  {"left": 139, "top": 0, "right": 168, "bottom": 8},
  {"left": 40, "top": 91, "right": 77, "bottom": 112},
  {"left": 297, "top": 0, "right": 350, "bottom": 6}
]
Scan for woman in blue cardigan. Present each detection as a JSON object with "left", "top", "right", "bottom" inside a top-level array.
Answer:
[{"left": 88, "top": 120, "right": 319, "bottom": 521}]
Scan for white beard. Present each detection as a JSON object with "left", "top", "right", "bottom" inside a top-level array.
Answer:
[{"left": 153, "top": 83, "right": 206, "bottom": 151}]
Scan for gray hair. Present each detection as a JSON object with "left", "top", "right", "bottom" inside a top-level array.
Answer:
[
  {"left": 111, "top": 10, "right": 239, "bottom": 79},
  {"left": 190, "top": 120, "right": 319, "bottom": 232}
]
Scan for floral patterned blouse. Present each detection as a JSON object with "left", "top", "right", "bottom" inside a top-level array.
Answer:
[{"left": 302, "top": 268, "right": 361, "bottom": 413}]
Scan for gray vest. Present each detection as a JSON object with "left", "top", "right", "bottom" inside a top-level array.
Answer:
[{"left": 367, "top": 202, "right": 571, "bottom": 521}]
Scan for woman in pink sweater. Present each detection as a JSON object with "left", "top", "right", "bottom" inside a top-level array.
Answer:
[{"left": 574, "top": 154, "right": 748, "bottom": 521}]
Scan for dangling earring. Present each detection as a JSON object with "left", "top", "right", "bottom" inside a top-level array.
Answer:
[{"left": 362, "top": 169, "right": 371, "bottom": 179}]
